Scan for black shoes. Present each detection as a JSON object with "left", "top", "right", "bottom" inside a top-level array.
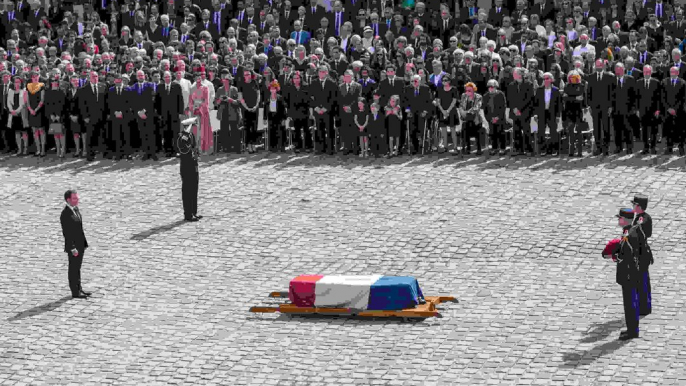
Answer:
[
  {"left": 72, "top": 294, "right": 88, "bottom": 299},
  {"left": 619, "top": 331, "right": 639, "bottom": 340},
  {"left": 640, "top": 310, "right": 651, "bottom": 316},
  {"left": 194, "top": 215, "right": 203, "bottom": 220},
  {"left": 184, "top": 217, "right": 199, "bottom": 222}
]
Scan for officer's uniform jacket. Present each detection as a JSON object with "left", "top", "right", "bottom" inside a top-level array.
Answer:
[
  {"left": 616, "top": 225, "right": 643, "bottom": 287},
  {"left": 632, "top": 212, "right": 653, "bottom": 272},
  {"left": 178, "top": 131, "right": 198, "bottom": 175}
]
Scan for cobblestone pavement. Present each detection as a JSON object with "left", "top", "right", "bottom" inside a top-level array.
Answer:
[{"left": 1, "top": 151, "right": 685, "bottom": 386}]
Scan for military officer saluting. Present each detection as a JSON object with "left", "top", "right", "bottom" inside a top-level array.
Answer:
[
  {"left": 178, "top": 118, "right": 203, "bottom": 222},
  {"left": 614, "top": 208, "right": 643, "bottom": 341},
  {"left": 631, "top": 194, "right": 653, "bottom": 316}
]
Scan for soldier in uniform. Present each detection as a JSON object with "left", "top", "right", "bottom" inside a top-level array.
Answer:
[
  {"left": 178, "top": 118, "right": 202, "bottom": 222},
  {"left": 613, "top": 208, "right": 643, "bottom": 340},
  {"left": 631, "top": 194, "right": 654, "bottom": 316}
]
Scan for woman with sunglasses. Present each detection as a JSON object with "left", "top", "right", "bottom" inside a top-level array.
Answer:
[
  {"left": 458, "top": 82, "right": 483, "bottom": 155},
  {"left": 433, "top": 75, "right": 459, "bottom": 154}
]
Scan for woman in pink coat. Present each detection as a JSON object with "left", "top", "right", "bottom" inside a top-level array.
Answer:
[{"left": 187, "top": 72, "right": 213, "bottom": 155}]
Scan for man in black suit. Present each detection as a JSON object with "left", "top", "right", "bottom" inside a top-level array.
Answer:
[
  {"left": 158, "top": 70, "right": 185, "bottom": 157},
  {"left": 121, "top": 2, "right": 137, "bottom": 32},
  {"left": 80, "top": 71, "right": 108, "bottom": 161},
  {"left": 636, "top": 65, "right": 662, "bottom": 155},
  {"left": 436, "top": 9, "right": 455, "bottom": 46},
  {"left": 661, "top": 66, "right": 685, "bottom": 155},
  {"left": 338, "top": 70, "right": 362, "bottom": 154},
  {"left": 611, "top": 63, "right": 637, "bottom": 155},
  {"left": 588, "top": 59, "right": 615, "bottom": 156},
  {"left": 310, "top": 65, "right": 338, "bottom": 154},
  {"left": 535, "top": 73, "right": 563, "bottom": 156},
  {"left": 488, "top": 0, "right": 509, "bottom": 28},
  {"left": 377, "top": 64, "right": 405, "bottom": 108},
  {"left": 507, "top": 68, "right": 535, "bottom": 156},
  {"left": 107, "top": 73, "right": 132, "bottom": 161},
  {"left": 131, "top": 70, "right": 158, "bottom": 160},
  {"left": 60, "top": 190, "right": 91, "bottom": 299},
  {"left": 0, "top": 70, "right": 11, "bottom": 153},
  {"left": 402, "top": 74, "right": 432, "bottom": 155}
]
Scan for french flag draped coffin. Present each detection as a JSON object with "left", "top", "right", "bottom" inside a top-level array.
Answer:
[{"left": 288, "top": 275, "right": 425, "bottom": 311}]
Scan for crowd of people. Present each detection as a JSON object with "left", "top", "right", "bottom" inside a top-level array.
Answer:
[{"left": 0, "top": 0, "right": 685, "bottom": 161}]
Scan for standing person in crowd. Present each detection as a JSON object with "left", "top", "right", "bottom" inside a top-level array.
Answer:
[
  {"left": 507, "top": 67, "right": 534, "bottom": 156},
  {"left": 107, "top": 73, "right": 131, "bottom": 161},
  {"left": 354, "top": 97, "right": 370, "bottom": 157},
  {"left": 636, "top": 65, "right": 662, "bottom": 155},
  {"left": 265, "top": 79, "right": 286, "bottom": 152},
  {"left": 631, "top": 194, "right": 654, "bottom": 317},
  {"left": 611, "top": 63, "right": 637, "bottom": 155},
  {"left": 534, "top": 72, "right": 563, "bottom": 156},
  {"left": 66, "top": 75, "right": 83, "bottom": 158},
  {"left": 385, "top": 95, "right": 403, "bottom": 157},
  {"left": 587, "top": 59, "right": 615, "bottom": 156},
  {"left": 188, "top": 72, "right": 212, "bottom": 156},
  {"left": 367, "top": 102, "right": 387, "bottom": 158},
  {"left": 8, "top": 76, "right": 28, "bottom": 156},
  {"left": 238, "top": 68, "right": 260, "bottom": 154},
  {"left": 25, "top": 71, "right": 45, "bottom": 157},
  {"left": 661, "top": 66, "right": 685, "bottom": 155},
  {"left": 45, "top": 77, "right": 66, "bottom": 158},
  {"left": 459, "top": 82, "right": 484, "bottom": 155},
  {"left": 563, "top": 70, "right": 587, "bottom": 157},
  {"left": 158, "top": 70, "right": 184, "bottom": 157},
  {"left": 131, "top": 70, "right": 157, "bottom": 161},
  {"left": 434, "top": 75, "right": 459, "bottom": 154},
  {"left": 0, "top": 71, "right": 12, "bottom": 154},
  {"left": 215, "top": 70, "right": 242, "bottom": 154},
  {"left": 285, "top": 71, "right": 312, "bottom": 153},
  {"left": 80, "top": 71, "right": 107, "bottom": 162},
  {"left": 339, "top": 69, "right": 362, "bottom": 155},
  {"left": 403, "top": 74, "right": 431, "bottom": 155},
  {"left": 483, "top": 79, "right": 507, "bottom": 156},
  {"left": 311, "top": 65, "right": 338, "bottom": 155}
]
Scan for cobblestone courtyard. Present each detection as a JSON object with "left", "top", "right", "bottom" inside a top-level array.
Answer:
[{"left": 1, "top": 152, "right": 685, "bottom": 386}]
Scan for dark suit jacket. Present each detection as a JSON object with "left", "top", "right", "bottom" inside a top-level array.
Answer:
[
  {"left": 309, "top": 78, "right": 339, "bottom": 113},
  {"left": 158, "top": 82, "right": 184, "bottom": 118},
  {"left": 488, "top": 7, "right": 510, "bottom": 27},
  {"left": 377, "top": 77, "right": 406, "bottom": 108},
  {"left": 612, "top": 75, "right": 637, "bottom": 114},
  {"left": 534, "top": 86, "right": 562, "bottom": 123},
  {"left": 60, "top": 206, "right": 88, "bottom": 253},
  {"left": 402, "top": 85, "right": 432, "bottom": 115},
  {"left": 483, "top": 90, "right": 507, "bottom": 122},
  {"left": 635, "top": 77, "right": 662, "bottom": 116},
  {"left": 587, "top": 71, "right": 616, "bottom": 109},
  {"left": 506, "top": 80, "right": 535, "bottom": 120},
  {"left": 265, "top": 94, "right": 286, "bottom": 122},
  {"left": 339, "top": 82, "right": 362, "bottom": 121},
  {"left": 129, "top": 82, "right": 156, "bottom": 120},
  {"left": 661, "top": 77, "right": 685, "bottom": 112},
  {"left": 79, "top": 82, "right": 108, "bottom": 123},
  {"left": 107, "top": 86, "right": 131, "bottom": 121}
]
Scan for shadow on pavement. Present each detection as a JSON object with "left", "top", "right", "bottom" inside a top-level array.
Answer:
[
  {"left": 560, "top": 339, "right": 630, "bottom": 368},
  {"left": 578, "top": 318, "right": 626, "bottom": 344},
  {"left": 130, "top": 219, "right": 188, "bottom": 241},
  {"left": 1, "top": 150, "right": 684, "bottom": 173},
  {"left": 6, "top": 296, "right": 73, "bottom": 322}
]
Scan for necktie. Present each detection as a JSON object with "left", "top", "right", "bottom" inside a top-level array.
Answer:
[
  {"left": 261, "top": 22, "right": 264, "bottom": 30},
  {"left": 387, "top": 19, "right": 391, "bottom": 28},
  {"left": 93, "top": 85, "right": 97, "bottom": 101},
  {"left": 336, "top": 13, "right": 340, "bottom": 35},
  {"left": 322, "top": 80, "right": 325, "bottom": 90},
  {"left": 167, "top": 84, "right": 170, "bottom": 93},
  {"left": 645, "top": 79, "right": 649, "bottom": 88},
  {"left": 131, "top": 11, "right": 134, "bottom": 17},
  {"left": 444, "top": 20, "right": 447, "bottom": 30},
  {"left": 658, "top": 4, "right": 661, "bottom": 18},
  {"left": 497, "top": 7, "right": 500, "bottom": 13},
  {"left": 374, "top": 23, "right": 378, "bottom": 36},
  {"left": 74, "top": 207, "right": 81, "bottom": 221},
  {"left": 346, "top": 84, "right": 349, "bottom": 94},
  {"left": 391, "top": 79, "right": 393, "bottom": 87},
  {"left": 598, "top": 73, "right": 601, "bottom": 81},
  {"left": 415, "top": 89, "right": 418, "bottom": 96},
  {"left": 482, "top": 30, "right": 485, "bottom": 37},
  {"left": 296, "top": 31, "right": 300, "bottom": 43}
]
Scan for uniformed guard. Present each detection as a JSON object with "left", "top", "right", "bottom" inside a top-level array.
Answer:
[
  {"left": 178, "top": 117, "right": 202, "bottom": 222},
  {"left": 631, "top": 194, "right": 653, "bottom": 316},
  {"left": 614, "top": 208, "right": 642, "bottom": 340}
]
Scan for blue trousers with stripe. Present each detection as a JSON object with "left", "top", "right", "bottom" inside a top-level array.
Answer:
[
  {"left": 638, "top": 271, "right": 652, "bottom": 314},
  {"left": 622, "top": 285, "right": 640, "bottom": 334}
]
